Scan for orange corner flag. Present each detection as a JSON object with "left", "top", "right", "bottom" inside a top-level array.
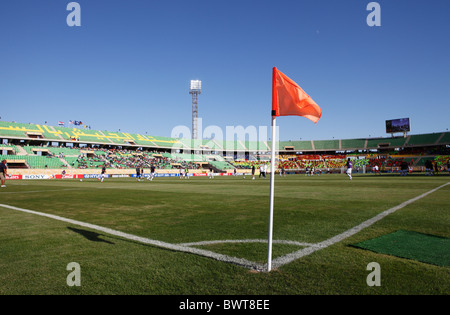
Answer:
[{"left": 272, "top": 67, "right": 322, "bottom": 123}]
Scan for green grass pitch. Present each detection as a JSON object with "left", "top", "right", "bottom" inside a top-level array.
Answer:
[{"left": 0, "top": 173, "right": 449, "bottom": 295}]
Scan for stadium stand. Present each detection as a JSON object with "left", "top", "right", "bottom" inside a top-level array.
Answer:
[
  {"left": 341, "top": 139, "right": 366, "bottom": 150},
  {"left": 313, "top": 140, "right": 340, "bottom": 151},
  {"left": 366, "top": 136, "right": 408, "bottom": 149},
  {"left": 279, "top": 140, "right": 313, "bottom": 151},
  {"left": 1, "top": 120, "right": 449, "bottom": 174}
]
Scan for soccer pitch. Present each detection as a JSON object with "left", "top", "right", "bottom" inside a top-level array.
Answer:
[{"left": 0, "top": 174, "right": 449, "bottom": 295}]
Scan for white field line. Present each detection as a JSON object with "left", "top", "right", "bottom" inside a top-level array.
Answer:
[
  {"left": 0, "top": 181, "right": 448, "bottom": 272},
  {"left": 178, "top": 239, "right": 316, "bottom": 247},
  {"left": 0, "top": 188, "right": 78, "bottom": 194}
]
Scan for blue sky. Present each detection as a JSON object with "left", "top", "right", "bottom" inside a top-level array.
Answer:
[{"left": 0, "top": 0, "right": 449, "bottom": 142}]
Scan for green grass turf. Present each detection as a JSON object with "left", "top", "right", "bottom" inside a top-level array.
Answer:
[{"left": 0, "top": 174, "right": 449, "bottom": 295}]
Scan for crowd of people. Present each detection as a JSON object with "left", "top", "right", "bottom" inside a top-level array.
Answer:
[
  {"left": 2, "top": 143, "right": 450, "bottom": 178},
  {"left": 276, "top": 156, "right": 418, "bottom": 172}
]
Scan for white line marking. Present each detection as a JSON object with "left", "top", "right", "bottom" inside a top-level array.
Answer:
[
  {"left": 178, "top": 239, "right": 315, "bottom": 247},
  {"left": 0, "top": 189, "right": 77, "bottom": 194},
  {"left": 0, "top": 182, "right": 448, "bottom": 271}
]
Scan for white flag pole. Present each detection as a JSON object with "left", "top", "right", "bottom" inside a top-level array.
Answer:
[{"left": 267, "top": 114, "right": 277, "bottom": 272}]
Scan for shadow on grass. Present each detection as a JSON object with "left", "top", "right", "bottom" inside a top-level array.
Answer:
[{"left": 68, "top": 227, "right": 115, "bottom": 244}]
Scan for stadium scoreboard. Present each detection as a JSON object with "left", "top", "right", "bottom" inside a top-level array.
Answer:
[{"left": 386, "top": 118, "right": 410, "bottom": 134}]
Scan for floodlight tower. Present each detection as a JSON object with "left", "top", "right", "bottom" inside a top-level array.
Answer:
[{"left": 189, "top": 80, "right": 201, "bottom": 140}]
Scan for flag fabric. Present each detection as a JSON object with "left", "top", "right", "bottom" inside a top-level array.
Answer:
[
  {"left": 69, "top": 120, "right": 74, "bottom": 125},
  {"left": 58, "top": 121, "right": 64, "bottom": 126},
  {"left": 272, "top": 67, "right": 322, "bottom": 123}
]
